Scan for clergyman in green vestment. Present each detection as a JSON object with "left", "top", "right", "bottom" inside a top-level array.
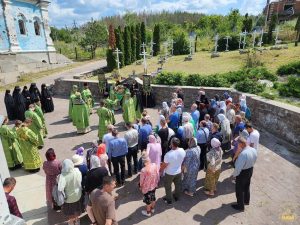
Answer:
[
  {"left": 72, "top": 93, "right": 91, "bottom": 134},
  {"left": 34, "top": 100, "right": 48, "bottom": 138},
  {"left": 68, "top": 85, "right": 78, "bottom": 121},
  {"left": 16, "top": 119, "right": 42, "bottom": 172},
  {"left": 81, "top": 83, "right": 94, "bottom": 114},
  {"left": 97, "top": 100, "right": 114, "bottom": 140},
  {"left": 0, "top": 116, "right": 23, "bottom": 169},
  {"left": 25, "top": 104, "right": 44, "bottom": 148},
  {"left": 122, "top": 92, "right": 136, "bottom": 124}
]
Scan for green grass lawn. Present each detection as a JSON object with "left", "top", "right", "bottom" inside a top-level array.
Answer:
[{"left": 95, "top": 44, "right": 300, "bottom": 79}]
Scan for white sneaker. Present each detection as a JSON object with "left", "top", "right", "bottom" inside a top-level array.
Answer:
[{"left": 141, "top": 210, "right": 151, "bottom": 217}]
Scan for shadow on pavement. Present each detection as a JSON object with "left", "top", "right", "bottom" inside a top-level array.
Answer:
[
  {"left": 48, "top": 131, "right": 78, "bottom": 139},
  {"left": 50, "top": 118, "right": 70, "bottom": 125},
  {"left": 193, "top": 203, "right": 240, "bottom": 224}
]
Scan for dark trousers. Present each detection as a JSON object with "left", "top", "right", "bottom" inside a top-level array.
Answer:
[
  {"left": 235, "top": 167, "right": 253, "bottom": 209},
  {"left": 164, "top": 173, "right": 182, "bottom": 202},
  {"left": 111, "top": 155, "right": 126, "bottom": 184},
  {"left": 126, "top": 145, "right": 138, "bottom": 176},
  {"left": 198, "top": 143, "right": 207, "bottom": 170}
]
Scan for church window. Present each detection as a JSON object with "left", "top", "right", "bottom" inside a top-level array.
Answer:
[
  {"left": 34, "top": 21, "right": 40, "bottom": 36},
  {"left": 18, "top": 19, "right": 26, "bottom": 35}
]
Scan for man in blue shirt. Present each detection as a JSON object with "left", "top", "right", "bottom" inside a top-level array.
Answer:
[
  {"left": 168, "top": 105, "right": 179, "bottom": 132},
  {"left": 108, "top": 129, "right": 128, "bottom": 186},
  {"left": 138, "top": 117, "right": 152, "bottom": 150},
  {"left": 233, "top": 115, "right": 245, "bottom": 138},
  {"left": 191, "top": 103, "right": 200, "bottom": 130},
  {"left": 231, "top": 137, "right": 257, "bottom": 211}
]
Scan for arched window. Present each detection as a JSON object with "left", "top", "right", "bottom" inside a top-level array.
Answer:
[
  {"left": 34, "top": 20, "right": 40, "bottom": 36},
  {"left": 18, "top": 19, "right": 26, "bottom": 35},
  {"left": 17, "top": 14, "right": 26, "bottom": 35}
]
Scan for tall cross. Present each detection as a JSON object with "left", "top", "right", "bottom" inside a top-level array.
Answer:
[
  {"left": 113, "top": 48, "right": 122, "bottom": 74},
  {"left": 224, "top": 36, "right": 231, "bottom": 52},
  {"left": 258, "top": 29, "right": 264, "bottom": 48},
  {"left": 169, "top": 39, "right": 176, "bottom": 56},
  {"left": 189, "top": 37, "right": 195, "bottom": 55},
  {"left": 252, "top": 31, "right": 258, "bottom": 48},
  {"left": 213, "top": 34, "right": 219, "bottom": 53},
  {"left": 238, "top": 33, "right": 243, "bottom": 50},
  {"left": 242, "top": 31, "right": 248, "bottom": 50},
  {"left": 149, "top": 40, "right": 156, "bottom": 57},
  {"left": 140, "top": 42, "right": 149, "bottom": 74}
]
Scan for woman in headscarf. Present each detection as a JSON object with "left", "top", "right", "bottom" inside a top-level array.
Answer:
[
  {"left": 41, "top": 84, "right": 54, "bottom": 113},
  {"left": 171, "top": 92, "right": 178, "bottom": 105},
  {"left": 42, "top": 148, "right": 62, "bottom": 211},
  {"left": 85, "top": 155, "right": 108, "bottom": 194},
  {"left": 72, "top": 154, "right": 88, "bottom": 193},
  {"left": 204, "top": 138, "right": 223, "bottom": 196},
  {"left": 58, "top": 159, "right": 82, "bottom": 225},
  {"left": 182, "top": 138, "right": 201, "bottom": 197},
  {"left": 160, "top": 102, "right": 169, "bottom": 119},
  {"left": 181, "top": 114, "right": 195, "bottom": 149},
  {"left": 29, "top": 83, "right": 41, "bottom": 103},
  {"left": 22, "top": 86, "right": 31, "bottom": 110},
  {"left": 217, "top": 114, "right": 232, "bottom": 151},
  {"left": 146, "top": 135, "right": 162, "bottom": 171},
  {"left": 4, "top": 90, "right": 16, "bottom": 120},
  {"left": 12, "top": 86, "right": 26, "bottom": 121},
  {"left": 240, "top": 98, "right": 251, "bottom": 120},
  {"left": 219, "top": 101, "right": 227, "bottom": 114}
]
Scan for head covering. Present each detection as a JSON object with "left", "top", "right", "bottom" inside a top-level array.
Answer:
[
  {"left": 228, "top": 97, "right": 233, "bottom": 102},
  {"left": 219, "top": 101, "right": 226, "bottom": 112},
  {"left": 97, "top": 143, "right": 106, "bottom": 156},
  {"left": 45, "top": 148, "right": 56, "bottom": 161},
  {"left": 210, "top": 99, "right": 217, "bottom": 109},
  {"left": 76, "top": 147, "right": 84, "bottom": 156},
  {"left": 149, "top": 135, "right": 156, "bottom": 144},
  {"left": 184, "top": 123, "right": 194, "bottom": 139},
  {"left": 162, "top": 101, "right": 168, "bottom": 109},
  {"left": 72, "top": 154, "right": 84, "bottom": 166},
  {"left": 240, "top": 99, "right": 247, "bottom": 108},
  {"left": 61, "top": 159, "right": 74, "bottom": 174},
  {"left": 199, "top": 90, "right": 205, "bottom": 96},
  {"left": 90, "top": 155, "right": 100, "bottom": 170},
  {"left": 189, "top": 138, "right": 198, "bottom": 148},
  {"left": 217, "top": 113, "right": 226, "bottom": 123},
  {"left": 223, "top": 92, "right": 230, "bottom": 100},
  {"left": 211, "top": 138, "right": 221, "bottom": 149},
  {"left": 239, "top": 129, "right": 249, "bottom": 139}
]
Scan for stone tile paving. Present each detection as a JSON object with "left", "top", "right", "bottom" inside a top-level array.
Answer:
[{"left": 0, "top": 61, "right": 299, "bottom": 225}]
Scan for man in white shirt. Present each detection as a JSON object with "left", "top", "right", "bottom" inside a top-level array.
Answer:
[
  {"left": 160, "top": 137, "right": 186, "bottom": 205},
  {"left": 124, "top": 122, "right": 139, "bottom": 177},
  {"left": 245, "top": 123, "right": 260, "bottom": 151}
]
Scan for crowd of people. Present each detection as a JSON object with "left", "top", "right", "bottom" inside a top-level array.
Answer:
[{"left": 1, "top": 85, "right": 260, "bottom": 225}]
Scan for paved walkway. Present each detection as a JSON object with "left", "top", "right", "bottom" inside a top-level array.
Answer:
[{"left": 0, "top": 60, "right": 299, "bottom": 225}]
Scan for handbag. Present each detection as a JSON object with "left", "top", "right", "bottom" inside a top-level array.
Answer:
[{"left": 52, "top": 180, "right": 66, "bottom": 207}]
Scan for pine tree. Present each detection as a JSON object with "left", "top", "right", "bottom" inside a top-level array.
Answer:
[
  {"left": 153, "top": 24, "right": 160, "bottom": 56},
  {"left": 124, "top": 26, "right": 132, "bottom": 65},
  {"left": 115, "top": 26, "right": 124, "bottom": 67},
  {"left": 131, "top": 25, "right": 136, "bottom": 62},
  {"left": 267, "top": 14, "right": 277, "bottom": 44},
  {"left": 108, "top": 24, "right": 116, "bottom": 49},
  {"left": 242, "top": 13, "right": 253, "bottom": 32},
  {"left": 141, "top": 22, "right": 146, "bottom": 44},
  {"left": 106, "top": 49, "right": 116, "bottom": 72},
  {"left": 136, "top": 24, "right": 141, "bottom": 60}
]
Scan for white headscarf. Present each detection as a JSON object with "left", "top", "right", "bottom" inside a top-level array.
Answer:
[
  {"left": 157, "top": 115, "right": 166, "bottom": 130},
  {"left": 211, "top": 138, "right": 221, "bottom": 149},
  {"left": 58, "top": 159, "right": 82, "bottom": 192},
  {"left": 219, "top": 101, "right": 226, "bottom": 113},
  {"left": 90, "top": 155, "right": 100, "bottom": 170},
  {"left": 182, "top": 112, "right": 191, "bottom": 123},
  {"left": 162, "top": 102, "right": 169, "bottom": 111},
  {"left": 217, "top": 113, "right": 226, "bottom": 123},
  {"left": 240, "top": 99, "right": 247, "bottom": 108}
]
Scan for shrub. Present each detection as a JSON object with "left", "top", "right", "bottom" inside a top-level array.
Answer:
[
  {"left": 235, "top": 78, "right": 266, "bottom": 94},
  {"left": 278, "top": 76, "right": 300, "bottom": 98},
  {"left": 246, "top": 67, "right": 278, "bottom": 81},
  {"left": 277, "top": 61, "right": 300, "bottom": 76},
  {"left": 217, "top": 35, "right": 240, "bottom": 52},
  {"left": 154, "top": 72, "right": 185, "bottom": 85}
]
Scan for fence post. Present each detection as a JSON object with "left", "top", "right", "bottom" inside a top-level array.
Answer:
[{"left": 75, "top": 47, "right": 78, "bottom": 60}]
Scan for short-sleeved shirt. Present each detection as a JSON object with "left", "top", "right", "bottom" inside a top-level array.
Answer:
[
  {"left": 164, "top": 148, "right": 186, "bottom": 175},
  {"left": 233, "top": 122, "right": 245, "bottom": 137},
  {"left": 124, "top": 128, "right": 138, "bottom": 148},
  {"left": 248, "top": 129, "right": 260, "bottom": 150},
  {"left": 89, "top": 189, "right": 118, "bottom": 225},
  {"left": 168, "top": 111, "right": 179, "bottom": 130}
]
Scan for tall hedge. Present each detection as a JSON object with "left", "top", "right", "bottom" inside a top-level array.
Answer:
[
  {"left": 130, "top": 25, "right": 136, "bottom": 62},
  {"left": 123, "top": 26, "right": 132, "bottom": 65},
  {"left": 172, "top": 31, "right": 189, "bottom": 55},
  {"left": 141, "top": 22, "right": 146, "bottom": 44},
  {"left": 153, "top": 24, "right": 160, "bottom": 56},
  {"left": 106, "top": 49, "right": 116, "bottom": 72},
  {"left": 136, "top": 24, "right": 142, "bottom": 60}
]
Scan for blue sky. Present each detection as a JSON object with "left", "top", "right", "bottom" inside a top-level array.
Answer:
[{"left": 49, "top": 0, "right": 268, "bottom": 28}]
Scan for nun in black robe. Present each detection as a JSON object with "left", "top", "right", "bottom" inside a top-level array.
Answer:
[
  {"left": 12, "top": 86, "right": 26, "bottom": 121},
  {"left": 41, "top": 83, "right": 54, "bottom": 113},
  {"left": 4, "top": 90, "right": 16, "bottom": 120},
  {"left": 29, "top": 83, "right": 41, "bottom": 103},
  {"left": 22, "top": 86, "right": 32, "bottom": 110}
]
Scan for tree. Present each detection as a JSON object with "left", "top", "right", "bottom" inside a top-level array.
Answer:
[
  {"left": 115, "top": 26, "right": 124, "bottom": 67},
  {"left": 172, "top": 29, "right": 189, "bottom": 55},
  {"left": 141, "top": 22, "right": 146, "bottom": 44},
  {"left": 80, "top": 21, "right": 108, "bottom": 58},
  {"left": 267, "top": 14, "right": 277, "bottom": 44},
  {"left": 106, "top": 49, "right": 116, "bottom": 72},
  {"left": 136, "top": 24, "right": 141, "bottom": 60},
  {"left": 130, "top": 25, "right": 136, "bottom": 62},
  {"left": 153, "top": 24, "right": 160, "bottom": 56},
  {"left": 295, "top": 15, "right": 300, "bottom": 46},
  {"left": 108, "top": 24, "right": 116, "bottom": 49},
  {"left": 228, "top": 9, "right": 241, "bottom": 32},
  {"left": 242, "top": 13, "right": 253, "bottom": 32},
  {"left": 123, "top": 26, "right": 132, "bottom": 65}
]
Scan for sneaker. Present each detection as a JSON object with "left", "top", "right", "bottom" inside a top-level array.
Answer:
[
  {"left": 163, "top": 197, "right": 172, "bottom": 205},
  {"left": 141, "top": 210, "right": 151, "bottom": 217}
]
